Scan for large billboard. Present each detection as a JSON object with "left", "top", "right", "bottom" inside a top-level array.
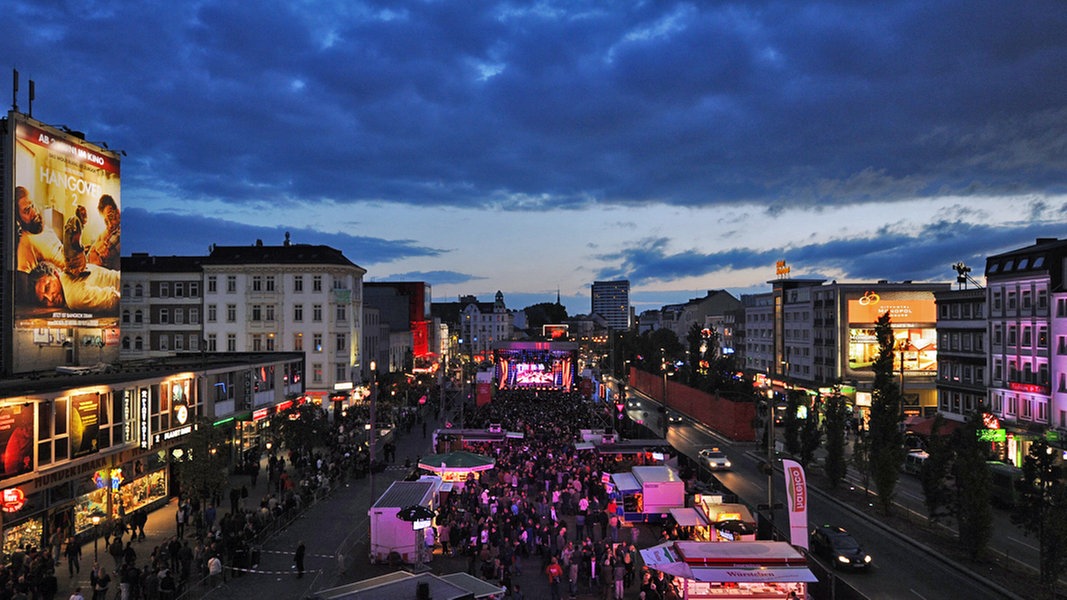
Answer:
[
  {"left": 8, "top": 113, "right": 121, "bottom": 371},
  {"left": 493, "top": 343, "right": 577, "bottom": 390},
  {"left": 845, "top": 290, "right": 937, "bottom": 377}
]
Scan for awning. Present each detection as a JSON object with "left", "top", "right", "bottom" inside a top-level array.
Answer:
[
  {"left": 907, "top": 416, "right": 963, "bottom": 437},
  {"left": 611, "top": 472, "right": 641, "bottom": 493},
  {"left": 574, "top": 442, "right": 595, "bottom": 451},
  {"left": 669, "top": 507, "right": 709, "bottom": 527}
]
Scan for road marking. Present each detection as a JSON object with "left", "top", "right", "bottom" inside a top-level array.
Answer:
[
  {"left": 1007, "top": 536, "right": 1039, "bottom": 551},
  {"left": 910, "top": 589, "right": 928, "bottom": 599}
]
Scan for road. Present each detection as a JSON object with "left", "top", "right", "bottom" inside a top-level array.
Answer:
[{"left": 623, "top": 389, "right": 1020, "bottom": 600}]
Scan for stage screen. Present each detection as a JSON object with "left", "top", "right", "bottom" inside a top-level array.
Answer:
[{"left": 494, "top": 347, "right": 576, "bottom": 390}]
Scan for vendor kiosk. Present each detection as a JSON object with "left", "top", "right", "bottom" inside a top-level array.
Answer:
[
  {"left": 369, "top": 477, "right": 441, "bottom": 565},
  {"left": 641, "top": 540, "right": 816, "bottom": 599},
  {"left": 611, "top": 465, "right": 686, "bottom": 523}
]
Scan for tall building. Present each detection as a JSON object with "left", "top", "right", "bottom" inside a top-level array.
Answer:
[
  {"left": 985, "top": 237, "right": 1063, "bottom": 465},
  {"left": 591, "top": 280, "right": 631, "bottom": 331},
  {"left": 746, "top": 279, "right": 948, "bottom": 421},
  {"left": 201, "top": 239, "right": 366, "bottom": 404},
  {"left": 120, "top": 255, "right": 205, "bottom": 357},
  {"left": 934, "top": 286, "right": 987, "bottom": 423},
  {"left": 364, "top": 282, "right": 433, "bottom": 374}
]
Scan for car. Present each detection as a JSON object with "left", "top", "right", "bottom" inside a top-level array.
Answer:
[
  {"left": 809, "top": 524, "right": 872, "bottom": 570},
  {"left": 667, "top": 412, "right": 685, "bottom": 424},
  {"left": 697, "top": 447, "right": 732, "bottom": 470}
]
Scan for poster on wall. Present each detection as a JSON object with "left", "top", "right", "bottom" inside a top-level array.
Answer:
[
  {"left": 10, "top": 113, "right": 121, "bottom": 334},
  {"left": 0, "top": 404, "right": 35, "bottom": 480},
  {"left": 70, "top": 393, "right": 101, "bottom": 458}
]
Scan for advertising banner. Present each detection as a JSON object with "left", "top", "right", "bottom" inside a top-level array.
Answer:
[
  {"left": 0, "top": 404, "right": 35, "bottom": 481},
  {"left": 782, "top": 458, "right": 809, "bottom": 550},
  {"left": 70, "top": 392, "right": 101, "bottom": 458},
  {"left": 10, "top": 113, "right": 121, "bottom": 336}
]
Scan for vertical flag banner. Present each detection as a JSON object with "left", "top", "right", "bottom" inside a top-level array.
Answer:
[{"left": 782, "top": 458, "right": 809, "bottom": 550}]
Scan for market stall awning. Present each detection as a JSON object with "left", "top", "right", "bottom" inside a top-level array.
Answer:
[
  {"left": 689, "top": 566, "right": 818, "bottom": 583},
  {"left": 669, "top": 507, "right": 709, "bottom": 527},
  {"left": 418, "top": 451, "right": 496, "bottom": 472},
  {"left": 611, "top": 472, "right": 641, "bottom": 493},
  {"left": 641, "top": 541, "right": 816, "bottom": 583}
]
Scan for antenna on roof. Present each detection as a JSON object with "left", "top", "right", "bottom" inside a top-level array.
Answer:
[
  {"left": 12, "top": 68, "right": 18, "bottom": 112},
  {"left": 28, "top": 79, "right": 34, "bottom": 118}
]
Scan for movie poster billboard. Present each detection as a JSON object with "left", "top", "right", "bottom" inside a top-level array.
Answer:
[
  {"left": 9, "top": 113, "right": 121, "bottom": 336},
  {"left": 0, "top": 403, "right": 35, "bottom": 481},
  {"left": 70, "top": 392, "right": 101, "bottom": 458}
]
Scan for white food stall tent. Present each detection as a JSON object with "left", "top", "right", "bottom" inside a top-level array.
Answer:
[{"left": 640, "top": 540, "right": 816, "bottom": 599}]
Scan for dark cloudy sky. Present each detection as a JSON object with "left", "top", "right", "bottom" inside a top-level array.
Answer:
[{"left": 5, "top": 1, "right": 1066, "bottom": 314}]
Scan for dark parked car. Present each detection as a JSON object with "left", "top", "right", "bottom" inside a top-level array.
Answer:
[{"left": 810, "top": 524, "right": 872, "bottom": 570}]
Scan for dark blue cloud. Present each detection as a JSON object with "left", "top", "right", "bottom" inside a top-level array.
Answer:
[
  {"left": 598, "top": 218, "right": 1065, "bottom": 287},
  {"left": 121, "top": 207, "right": 444, "bottom": 266},
  {"left": 3, "top": 0, "right": 1065, "bottom": 212}
]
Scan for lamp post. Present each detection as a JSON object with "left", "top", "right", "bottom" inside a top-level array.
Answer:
[
  {"left": 369, "top": 360, "right": 378, "bottom": 503},
  {"left": 91, "top": 512, "right": 103, "bottom": 560}
]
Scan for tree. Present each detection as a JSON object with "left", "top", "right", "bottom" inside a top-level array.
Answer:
[
  {"left": 919, "top": 414, "right": 954, "bottom": 522},
  {"left": 952, "top": 410, "right": 992, "bottom": 561},
  {"left": 523, "top": 302, "right": 568, "bottom": 332},
  {"left": 867, "top": 312, "right": 904, "bottom": 515},
  {"left": 822, "top": 390, "right": 849, "bottom": 489},
  {"left": 173, "top": 418, "right": 230, "bottom": 504},
  {"left": 782, "top": 389, "right": 802, "bottom": 456},
  {"left": 1012, "top": 439, "right": 1067, "bottom": 598},
  {"left": 272, "top": 402, "right": 329, "bottom": 455}
]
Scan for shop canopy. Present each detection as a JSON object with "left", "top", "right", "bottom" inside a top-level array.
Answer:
[
  {"left": 669, "top": 507, "right": 710, "bottom": 527},
  {"left": 907, "top": 416, "right": 963, "bottom": 437},
  {"left": 417, "top": 451, "right": 496, "bottom": 473}
]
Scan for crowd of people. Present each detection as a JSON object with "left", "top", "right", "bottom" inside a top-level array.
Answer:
[{"left": 427, "top": 388, "right": 679, "bottom": 600}]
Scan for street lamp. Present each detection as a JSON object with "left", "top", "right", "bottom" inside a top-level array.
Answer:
[
  {"left": 90, "top": 510, "right": 105, "bottom": 560},
  {"left": 369, "top": 360, "right": 378, "bottom": 503}
]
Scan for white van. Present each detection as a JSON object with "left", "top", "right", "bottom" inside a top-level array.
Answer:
[{"left": 902, "top": 450, "right": 929, "bottom": 475}]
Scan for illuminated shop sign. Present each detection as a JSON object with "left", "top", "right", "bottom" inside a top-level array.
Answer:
[
  {"left": 252, "top": 408, "right": 270, "bottom": 421},
  {"left": 1008, "top": 382, "right": 1050, "bottom": 395},
  {"left": 139, "top": 388, "right": 150, "bottom": 449},
  {"left": 1, "top": 488, "right": 26, "bottom": 513}
]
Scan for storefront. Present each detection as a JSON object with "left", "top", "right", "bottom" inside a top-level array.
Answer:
[{"left": 0, "top": 487, "right": 46, "bottom": 557}]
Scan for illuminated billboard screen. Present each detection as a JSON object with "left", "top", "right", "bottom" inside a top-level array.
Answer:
[
  {"left": 0, "top": 403, "right": 34, "bottom": 481},
  {"left": 846, "top": 290, "right": 937, "bottom": 377},
  {"left": 70, "top": 392, "right": 101, "bottom": 459},
  {"left": 494, "top": 347, "right": 576, "bottom": 390},
  {"left": 9, "top": 113, "right": 121, "bottom": 371}
]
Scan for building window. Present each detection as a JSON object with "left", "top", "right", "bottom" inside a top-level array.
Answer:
[
  {"left": 336, "top": 304, "right": 346, "bottom": 322},
  {"left": 313, "top": 334, "right": 323, "bottom": 352},
  {"left": 251, "top": 305, "right": 262, "bottom": 321},
  {"left": 190, "top": 282, "right": 200, "bottom": 297},
  {"left": 1038, "top": 326, "right": 1048, "bottom": 349},
  {"left": 175, "top": 308, "right": 184, "bottom": 325},
  {"left": 122, "top": 336, "right": 130, "bottom": 350},
  {"left": 313, "top": 304, "right": 322, "bottom": 322},
  {"left": 227, "top": 276, "right": 237, "bottom": 293},
  {"left": 1022, "top": 326, "right": 1032, "bottom": 347},
  {"left": 294, "top": 334, "right": 303, "bottom": 352},
  {"left": 313, "top": 275, "right": 323, "bottom": 292},
  {"left": 175, "top": 282, "right": 184, "bottom": 297},
  {"left": 336, "top": 333, "right": 346, "bottom": 352},
  {"left": 159, "top": 334, "right": 169, "bottom": 351},
  {"left": 135, "top": 336, "right": 143, "bottom": 350},
  {"left": 207, "top": 276, "right": 217, "bottom": 293},
  {"left": 1022, "top": 290, "right": 1032, "bottom": 310},
  {"left": 207, "top": 334, "right": 217, "bottom": 352},
  {"left": 336, "top": 363, "right": 348, "bottom": 381},
  {"left": 312, "top": 363, "right": 323, "bottom": 384},
  {"left": 294, "top": 276, "right": 303, "bottom": 292},
  {"left": 190, "top": 337, "right": 199, "bottom": 351},
  {"left": 294, "top": 305, "right": 303, "bottom": 322},
  {"left": 266, "top": 305, "right": 275, "bottom": 321},
  {"left": 175, "top": 335, "right": 184, "bottom": 351},
  {"left": 160, "top": 282, "right": 169, "bottom": 297},
  {"left": 227, "top": 305, "right": 237, "bottom": 322},
  {"left": 333, "top": 277, "right": 346, "bottom": 290},
  {"left": 122, "top": 310, "right": 130, "bottom": 324},
  {"left": 208, "top": 305, "right": 217, "bottom": 322},
  {"left": 252, "top": 335, "right": 262, "bottom": 352},
  {"left": 135, "top": 284, "right": 143, "bottom": 298},
  {"left": 227, "top": 334, "right": 237, "bottom": 352},
  {"left": 252, "top": 276, "right": 262, "bottom": 292},
  {"left": 190, "top": 308, "right": 200, "bottom": 324},
  {"left": 266, "top": 276, "right": 276, "bottom": 292},
  {"left": 266, "top": 336, "right": 275, "bottom": 351}
]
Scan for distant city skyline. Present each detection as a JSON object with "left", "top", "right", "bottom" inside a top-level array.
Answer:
[{"left": 5, "top": 2, "right": 1065, "bottom": 317}]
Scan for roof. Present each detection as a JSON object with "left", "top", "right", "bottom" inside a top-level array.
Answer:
[
  {"left": 632, "top": 465, "right": 682, "bottom": 484},
  {"left": 985, "top": 237, "right": 1067, "bottom": 291},
  {"left": 372, "top": 480, "right": 438, "bottom": 510},
  {"left": 206, "top": 243, "right": 364, "bottom": 271},
  {"left": 0, "top": 352, "right": 304, "bottom": 398},
  {"left": 122, "top": 254, "right": 206, "bottom": 273}
]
